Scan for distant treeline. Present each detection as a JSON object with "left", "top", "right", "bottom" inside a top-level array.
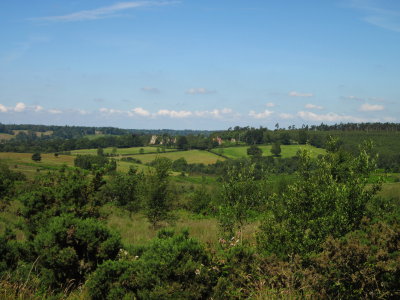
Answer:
[{"left": 0, "top": 123, "right": 214, "bottom": 139}]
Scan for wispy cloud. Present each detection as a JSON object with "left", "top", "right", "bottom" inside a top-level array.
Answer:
[
  {"left": 48, "top": 109, "right": 62, "bottom": 114},
  {"left": 359, "top": 103, "right": 384, "bottom": 111},
  {"left": 297, "top": 111, "right": 365, "bottom": 122},
  {"left": 32, "top": 1, "right": 178, "bottom": 22},
  {"left": 289, "top": 91, "right": 314, "bottom": 98},
  {"left": 156, "top": 109, "right": 192, "bottom": 118},
  {"left": 186, "top": 88, "right": 216, "bottom": 95},
  {"left": 350, "top": 0, "right": 400, "bottom": 32},
  {"left": 141, "top": 87, "right": 160, "bottom": 93},
  {"left": 342, "top": 95, "right": 364, "bottom": 102},
  {"left": 279, "top": 113, "right": 294, "bottom": 119},
  {"left": 194, "top": 108, "right": 234, "bottom": 118},
  {"left": 249, "top": 110, "right": 274, "bottom": 119},
  {"left": 305, "top": 103, "right": 323, "bottom": 110},
  {"left": 266, "top": 102, "right": 275, "bottom": 107}
]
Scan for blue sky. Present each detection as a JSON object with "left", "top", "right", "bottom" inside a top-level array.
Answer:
[{"left": 0, "top": 0, "right": 399, "bottom": 129}]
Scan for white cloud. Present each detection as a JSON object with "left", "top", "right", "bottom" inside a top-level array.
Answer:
[
  {"left": 194, "top": 108, "right": 233, "bottom": 118},
  {"left": 249, "top": 110, "right": 274, "bottom": 119},
  {"left": 266, "top": 102, "right": 275, "bottom": 107},
  {"left": 0, "top": 104, "right": 8, "bottom": 112},
  {"left": 305, "top": 103, "right": 323, "bottom": 110},
  {"left": 33, "top": 1, "right": 177, "bottom": 22},
  {"left": 297, "top": 111, "right": 365, "bottom": 122},
  {"left": 14, "top": 102, "right": 26, "bottom": 112},
  {"left": 289, "top": 91, "right": 314, "bottom": 97},
  {"left": 141, "top": 87, "right": 160, "bottom": 93},
  {"left": 77, "top": 109, "right": 89, "bottom": 115},
  {"left": 359, "top": 103, "right": 384, "bottom": 112},
  {"left": 34, "top": 105, "right": 44, "bottom": 112},
  {"left": 342, "top": 95, "right": 364, "bottom": 102},
  {"left": 131, "top": 107, "right": 151, "bottom": 117},
  {"left": 279, "top": 113, "right": 294, "bottom": 119},
  {"left": 156, "top": 109, "right": 192, "bottom": 118},
  {"left": 186, "top": 88, "right": 216, "bottom": 95},
  {"left": 48, "top": 109, "right": 62, "bottom": 114}
]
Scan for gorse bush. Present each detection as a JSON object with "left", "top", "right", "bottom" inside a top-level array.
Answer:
[
  {"left": 20, "top": 168, "right": 103, "bottom": 236},
  {"left": 87, "top": 229, "right": 216, "bottom": 300},
  {"left": 308, "top": 220, "right": 400, "bottom": 298},
  {"left": 33, "top": 215, "right": 121, "bottom": 290},
  {"left": 0, "top": 228, "right": 22, "bottom": 277}
]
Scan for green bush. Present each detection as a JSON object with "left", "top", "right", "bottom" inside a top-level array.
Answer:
[
  {"left": 99, "top": 167, "right": 143, "bottom": 212},
  {"left": 0, "top": 228, "right": 22, "bottom": 276},
  {"left": 258, "top": 138, "right": 381, "bottom": 259},
  {"left": 87, "top": 229, "right": 215, "bottom": 300},
  {"left": 309, "top": 221, "right": 400, "bottom": 298},
  {"left": 33, "top": 215, "right": 121, "bottom": 290},
  {"left": 20, "top": 168, "right": 103, "bottom": 236}
]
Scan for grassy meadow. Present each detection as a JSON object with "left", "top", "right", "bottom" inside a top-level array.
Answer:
[
  {"left": 128, "top": 149, "right": 225, "bottom": 164},
  {"left": 0, "top": 152, "right": 75, "bottom": 178},
  {"left": 214, "top": 144, "right": 326, "bottom": 159},
  {"left": 71, "top": 146, "right": 175, "bottom": 155}
]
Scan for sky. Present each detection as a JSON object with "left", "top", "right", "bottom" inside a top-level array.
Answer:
[{"left": 0, "top": 0, "right": 399, "bottom": 130}]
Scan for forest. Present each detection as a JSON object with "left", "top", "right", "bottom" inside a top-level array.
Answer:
[{"left": 1, "top": 122, "right": 400, "bottom": 299}]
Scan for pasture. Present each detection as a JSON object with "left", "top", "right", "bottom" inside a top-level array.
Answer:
[
  {"left": 128, "top": 149, "right": 225, "bottom": 164},
  {"left": 216, "top": 144, "right": 326, "bottom": 159},
  {"left": 71, "top": 146, "right": 174, "bottom": 155},
  {"left": 0, "top": 152, "right": 75, "bottom": 178}
]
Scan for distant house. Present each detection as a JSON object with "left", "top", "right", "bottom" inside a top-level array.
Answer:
[
  {"left": 149, "top": 135, "right": 158, "bottom": 145},
  {"left": 213, "top": 136, "right": 223, "bottom": 145}
]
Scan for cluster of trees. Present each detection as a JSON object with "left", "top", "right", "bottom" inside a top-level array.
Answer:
[{"left": 0, "top": 134, "right": 146, "bottom": 153}]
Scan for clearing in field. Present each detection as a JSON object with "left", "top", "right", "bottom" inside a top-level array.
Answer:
[{"left": 218, "top": 144, "right": 326, "bottom": 159}]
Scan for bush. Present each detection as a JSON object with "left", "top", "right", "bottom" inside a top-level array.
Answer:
[
  {"left": 74, "top": 154, "right": 110, "bottom": 171},
  {"left": 308, "top": 221, "right": 400, "bottom": 298},
  {"left": 0, "top": 228, "right": 22, "bottom": 276},
  {"left": 99, "top": 167, "right": 143, "bottom": 212},
  {"left": 258, "top": 139, "right": 381, "bottom": 259},
  {"left": 33, "top": 215, "right": 122, "bottom": 290},
  {"left": 87, "top": 229, "right": 215, "bottom": 300},
  {"left": 20, "top": 168, "right": 103, "bottom": 236}
]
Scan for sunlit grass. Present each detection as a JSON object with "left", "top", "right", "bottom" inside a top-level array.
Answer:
[
  {"left": 104, "top": 206, "right": 258, "bottom": 249},
  {"left": 71, "top": 146, "right": 175, "bottom": 155},
  {"left": 217, "top": 144, "right": 326, "bottom": 159},
  {"left": 130, "top": 149, "right": 225, "bottom": 165}
]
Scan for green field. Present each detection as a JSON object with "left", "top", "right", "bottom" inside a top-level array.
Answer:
[
  {"left": 216, "top": 144, "right": 326, "bottom": 159},
  {"left": 0, "top": 133, "right": 15, "bottom": 141},
  {"left": 71, "top": 146, "right": 174, "bottom": 155},
  {"left": 127, "top": 149, "right": 225, "bottom": 165},
  {"left": 0, "top": 152, "right": 75, "bottom": 177}
]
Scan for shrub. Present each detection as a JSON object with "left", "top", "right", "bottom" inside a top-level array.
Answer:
[
  {"left": 99, "top": 167, "right": 143, "bottom": 212},
  {"left": 308, "top": 221, "right": 400, "bottom": 298},
  {"left": 0, "top": 228, "right": 22, "bottom": 276},
  {"left": 258, "top": 139, "right": 381, "bottom": 259},
  {"left": 87, "top": 229, "right": 215, "bottom": 300},
  {"left": 33, "top": 215, "right": 122, "bottom": 290}
]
